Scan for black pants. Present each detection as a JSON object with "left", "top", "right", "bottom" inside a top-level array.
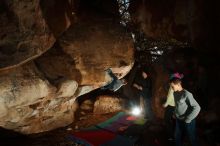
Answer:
[
  {"left": 175, "top": 119, "right": 198, "bottom": 146},
  {"left": 164, "top": 105, "right": 175, "bottom": 138}
]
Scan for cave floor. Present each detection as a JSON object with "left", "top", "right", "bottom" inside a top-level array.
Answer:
[
  {"left": 0, "top": 111, "right": 216, "bottom": 146},
  {"left": 0, "top": 112, "right": 116, "bottom": 146}
]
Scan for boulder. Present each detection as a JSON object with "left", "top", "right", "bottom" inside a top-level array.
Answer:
[
  {"left": 0, "top": 0, "right": 134, "bottom": 134},
  {"left": 94, "top": 95, "right": 124, "bottom": 114},
  {"left": 0, "top": 63, "right": 78, "bottom": 134}
]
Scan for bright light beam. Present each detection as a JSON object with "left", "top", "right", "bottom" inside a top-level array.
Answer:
[{"left": 131, "top": 106, "right": 142, "bottom": 116}]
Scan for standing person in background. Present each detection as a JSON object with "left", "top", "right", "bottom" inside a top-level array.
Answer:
[
  {"left": 163, "top": 73, "right": 184, "bottom": 141},
  {"left": 133, "top": 68, "right": 154, "bottom": 120},
  {"left": 163, "top": 86, "right": 175, "bottom": 141},
  {"left": 170, "top": 73, "right": 201, "bottom": 146}
]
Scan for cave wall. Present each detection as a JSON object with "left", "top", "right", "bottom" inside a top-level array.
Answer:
[
  {"left": 0, "top": 0, "right": 134, "bottom": 134},
  {"left": 130, "top": 0, "right": 220, "bottom": 54},
  {"left": 0, "top": 0, "right": 56, "bottom": 70}
]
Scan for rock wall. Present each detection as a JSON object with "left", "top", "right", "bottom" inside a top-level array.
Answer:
[
  {"left": 40, "top": 0, "right": 74, "bottom": 37},
  {"left": 94, "top": 95, "right": 124, "bottom": 114},
  {"left": 0, "top": 0, "right": 55, "bottom": 70},
  {"left": 130, "top": 0, "right": 220, "bottom": 53},
  {"left": 0, "top": 63, "right": 78, "bottom": 134},
  {"left": 0, "top": 0, "right": 134, "bottom": 134}
]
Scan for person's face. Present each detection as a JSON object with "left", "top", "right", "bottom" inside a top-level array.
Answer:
[
  {"left": 142, "top": 72, "right": 148, "bottom": 79},
  {"left": 170, "top": 82, "right": 180, "bottom": 92}
]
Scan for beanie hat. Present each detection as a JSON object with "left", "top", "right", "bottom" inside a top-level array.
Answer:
[{"left": 170, "top": 72, "right": 184, "bottom": 80}]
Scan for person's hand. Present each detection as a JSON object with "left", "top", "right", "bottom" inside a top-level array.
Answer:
[
  {"left": 163, "top": 103, "right": 167, "bottom": 108},
  {"left": 121, "top": 79, "right": 128, "bottom": 85},
  {"left": 139, "top": 86, "right": 143, "bottom": 90},
  {"left": 184, "top": 117, "right": 191, "bottom": 123},
  {"left": 133, "top": 83, "right": 138, "bottom": 88},
  {"left": 133, "top": 84, "right": 143, "bottom": 90}
]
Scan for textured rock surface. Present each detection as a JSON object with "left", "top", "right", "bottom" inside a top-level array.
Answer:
[
  {"left": 59, "top": 13, "right": 134, "bottom": 85},
  {"left": 35, "top": 11, "right": 134, "bottom": 90},
  {"left": 40, "top": 0, "right": 74, "bottom": 37},
  {"left": 94, "top": 95, "right": 124, "bottom": 114},
  {"left": 56, "top": 80, "right": 78, "bottom": 98},
  {"left": 0, "top": 39, "right": 133, "bottom": 134},
  {"left": 0, "top": 1, "right": 134, "bottom": 134},
  {"left": 151, "top": 64, "right": 169, "bottom": 118},
  {"left": 0, "top": 63, "right": 78, "bottom": 134},
  {"left": 80, "top": 100, "right": 94, "bottom": 111},
  {"left": 130, "top": 0, "right": 220, "bottom": 54},
  {"left": 130, "top": 0, "right": 190, "bottom": 40},
  {"left": 0, "top": 0, "right": 55, "bottom": 70}
]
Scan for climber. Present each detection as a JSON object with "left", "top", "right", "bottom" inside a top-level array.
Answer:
[{"left": 101, "top": 68, "right": 127, "bottom": 92}]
